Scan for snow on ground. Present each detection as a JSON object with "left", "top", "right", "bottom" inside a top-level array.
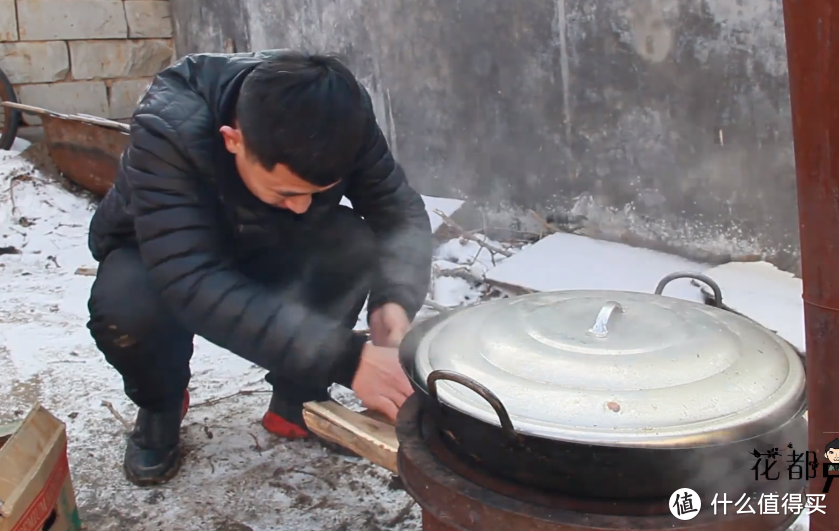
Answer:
[
  {"left": 429, "top": 234, "right": 524, "bottom": 307},
  {"left": 0, "top": 145, "right": 811, "bottom": 531}
]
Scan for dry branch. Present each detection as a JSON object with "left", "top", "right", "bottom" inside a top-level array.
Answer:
[
  {"left": 528, "top": 210, "right": 560, "bottom": 236},
  {"left": 435, "top": 266, "right": 482, "bottom": 283},
  {"left": 423, "top": 298, "right": 449, "bottom": 313},
  {"left": 432, "top": 209, "right": 513, "bottom": 257},
  {"left": 101, "top": 400, "right": 132, "bottom": 432},
  {"left": 190, "top": 389, "right": 272, "bottom": 409}
]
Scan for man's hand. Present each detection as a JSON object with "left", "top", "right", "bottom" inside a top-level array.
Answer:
[
  {"left": 351, "top": 343, "right": 414, "bottom": 421},
  {"left": 369, "top": 303, "right": 411, "bottom": 348}
]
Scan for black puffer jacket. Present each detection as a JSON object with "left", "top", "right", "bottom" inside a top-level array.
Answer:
[{"left": 88, "top": 50, "right": 433, "bottom": 389}]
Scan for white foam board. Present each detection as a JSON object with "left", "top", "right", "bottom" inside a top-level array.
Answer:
[{"left": 484, "top": 232, "right": 710, "bottom": 302}]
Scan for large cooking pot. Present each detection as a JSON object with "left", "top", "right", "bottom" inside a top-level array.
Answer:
[{"left": 398, "top": 272, "right": 807, "bottom": 500}]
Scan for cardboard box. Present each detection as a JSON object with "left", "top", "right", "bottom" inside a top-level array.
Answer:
[{"left": 0, "top": 404, "right": 82, "bottom": 531}]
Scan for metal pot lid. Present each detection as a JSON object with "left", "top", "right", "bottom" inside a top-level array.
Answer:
[{"left": 414, "top": 290, "right": 806, "bottom": 448}]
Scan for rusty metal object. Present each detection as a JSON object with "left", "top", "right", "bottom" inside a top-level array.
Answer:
[
  {"left": 396, "top": 395, "right": 800, "bottom": 531},
  {"left": 781, "top": 1, "right": 839, "bottom": 530},
  {"left": 2, "top": 102, "right": 128, "bottom": 197},
  {"left": 39, "top": 115, "right": 128, "bottom": 196}
]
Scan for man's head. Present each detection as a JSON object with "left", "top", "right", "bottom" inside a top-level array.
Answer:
[
  {"left": 220, "top": 52, "right": 368, "bottom": 213},
  {"left": 826, "top": 439, "right": 839, "bottom": 463}
]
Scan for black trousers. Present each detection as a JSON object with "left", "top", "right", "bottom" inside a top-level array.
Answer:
[{"left": 87, "top": 206, "right": 374, "bottom": 415}]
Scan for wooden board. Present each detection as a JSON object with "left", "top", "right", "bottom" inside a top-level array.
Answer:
[{"left": 302, "top": 401, "right": 399, "bottom": 474}]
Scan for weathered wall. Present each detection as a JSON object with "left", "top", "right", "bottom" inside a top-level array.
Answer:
[
  {"left": 0, "top": 0, "right": 174, "bottom": 122},
  {"left": 172, "top": 0, "right": 799, "bottom": 267}
]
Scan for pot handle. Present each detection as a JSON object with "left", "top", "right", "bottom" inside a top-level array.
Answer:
[
  {"left": 426, "top": 370, "right": 519, "bottom": 441},
  {"left": 655, "top": 272, "right": 724, "bottom": 308}
]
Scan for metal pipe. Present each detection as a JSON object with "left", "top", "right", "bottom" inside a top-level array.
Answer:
[{"left": 781, "top": 1, "right": 839, "bottom": 529}]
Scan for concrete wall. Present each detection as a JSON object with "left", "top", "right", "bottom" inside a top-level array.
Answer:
[
  {"left": 175, "top": 0, "right": 800, "bottom": 268},
  {"left": 0, "top": 0, "right": 174, "bottom": 123}
]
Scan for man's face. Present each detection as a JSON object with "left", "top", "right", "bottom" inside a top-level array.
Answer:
[
  {"left": 826, "top": 448, "right": 839, "bottom": 463},
  {"left": 220, "top": 125, "right": 337, "bottom": 214}
]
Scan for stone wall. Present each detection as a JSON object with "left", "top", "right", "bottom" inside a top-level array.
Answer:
[{"left": 0, "top": 0, "right": 174, "bottom": 125}]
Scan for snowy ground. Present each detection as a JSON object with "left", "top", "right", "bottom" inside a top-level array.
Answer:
[{"left": 0, "top": 143, "right": 808, "bottom": 531}]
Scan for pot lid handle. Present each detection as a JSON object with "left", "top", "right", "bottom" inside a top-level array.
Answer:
[{"left": 587, "top": 301, "right": 623, "bottom": 338}]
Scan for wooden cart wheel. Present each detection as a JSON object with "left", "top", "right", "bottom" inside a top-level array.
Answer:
[{"left": 0, "top": 66, "right": 21, "bottom": 151}]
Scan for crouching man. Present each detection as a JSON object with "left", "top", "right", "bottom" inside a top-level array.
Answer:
[{"left": 85, "top": 50, "right": 433, "bottom": 486}]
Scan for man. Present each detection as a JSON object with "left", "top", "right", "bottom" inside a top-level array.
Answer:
[{"left": 86, "top": 50, "right": 433, "bottom": 486}]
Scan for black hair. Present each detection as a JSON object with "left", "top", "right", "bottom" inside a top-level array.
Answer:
[
  {"left": 827, "top": 438, "right": 839, "bottom": 452},
  {"left": 235, "top": 51, "right": 369, "bottom": 186}
]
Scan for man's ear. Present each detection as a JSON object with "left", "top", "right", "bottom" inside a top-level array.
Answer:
[{"left": 219, "top": 125, "right": 244, "bottom": 154}]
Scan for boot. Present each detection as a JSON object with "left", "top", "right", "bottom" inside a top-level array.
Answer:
[
  {"left": 262, "top": 393, "right": 359, "bottom": 457},
  {"left": 123, "top": 390, "right": 190, "bottom": 486}
]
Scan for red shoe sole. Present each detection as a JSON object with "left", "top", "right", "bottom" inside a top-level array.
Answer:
[{"left": 261, "top": 411, "right": 310, "bottom": 439}]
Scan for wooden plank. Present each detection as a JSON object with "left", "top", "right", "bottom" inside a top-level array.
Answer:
[
  {"left": 302, "top": 401, "right": 398, "bottom": 474},
  {"left": 360, "top": 408, "right": 395, "bottom": 426},
  {"left": 2, "top": 101, "right": 130, "bottom": 131}
]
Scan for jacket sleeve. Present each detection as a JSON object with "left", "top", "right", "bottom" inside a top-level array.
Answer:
[
  {"left": 124, "top": 72, "right": 365, "bottom": 390},
  {"left": 344, "top": 89, "right": 434, "bottom": 321}
]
